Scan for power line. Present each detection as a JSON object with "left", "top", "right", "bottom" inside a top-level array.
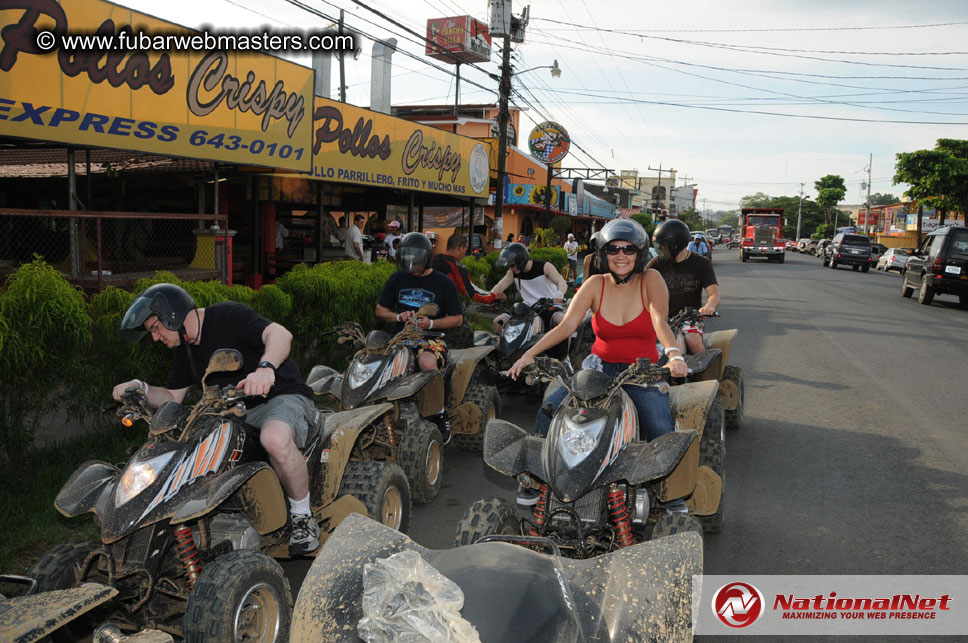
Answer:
[{"left": 531, "top": 17, "right": 968, "bottom": 34}]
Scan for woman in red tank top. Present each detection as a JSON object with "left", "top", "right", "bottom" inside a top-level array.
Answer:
[{"left": 507, "top": 219, "right": 690, "bottom": 508}]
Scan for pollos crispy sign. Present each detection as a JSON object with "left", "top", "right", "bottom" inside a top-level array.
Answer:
[
  {"left": 0, "top": 0, "right": 314, "bottom": 171},
  {"left": 310, "top": 96, "right": 489, "bottom": 198}
]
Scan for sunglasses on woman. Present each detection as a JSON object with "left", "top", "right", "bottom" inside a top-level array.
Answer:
[{"left": 605, "top": 244, "right": 638, "bottom": 256}]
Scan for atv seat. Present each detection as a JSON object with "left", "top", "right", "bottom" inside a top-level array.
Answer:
[{"left": 684, "top": 348, "right": 723, "bottom": 382}]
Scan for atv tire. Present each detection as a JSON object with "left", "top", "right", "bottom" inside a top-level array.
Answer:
[
  {"left": 338, "top": 461, "right": 412, "bottom": 533},
  {"left": 652, "top": 513, "right": 704, "bottom": 540},
  {"left": 454, "top": 497, "right": 521, "bottom": 546},
  {"left": 26, "top": 540, "right": 104, "bottom": 642},
  {"left": 700, "top": 396, "right": 725, "bottom": 465},
  {"left": 699, "top": 441, "right": 725, "bottom": 535},
  {"left": 722, "top": 365, "right": 744, "bottom": 430},
  {"left": 183, "top": 550, "right": 292, "bottom": 643},
  {"left": 455, "top": 369, "right": 500, "bottom": 452},
  {"left": 397, "top": 418, "right": 442, "bottom": 504}
]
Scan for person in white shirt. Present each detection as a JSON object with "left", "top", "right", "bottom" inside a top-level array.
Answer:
[
  {"left": 489, "top": 242, "right": 568, "bottom": 333},
  {"left": 563, "top": 233, "right": 579, "bottom": 279},
  {"left": 346, "top": 214, "right": 365, "bottom": 261},
  {"left": 384, "top": 220, "right": 402, "bottom": 258},
  {"left": 275, "top": 221, "right": 288, "bottom": 251}
]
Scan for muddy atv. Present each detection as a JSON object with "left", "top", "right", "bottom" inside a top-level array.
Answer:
[
  {"left": 289, "top": 512, "right": 701, "bottom": 642},
  {"left": 26, "top": 349, "right": 410, "bottom": 641},
  {"left": 308, "top": 305, "right": 498, "bottom": 466},
  {"left": 455, "top": 357, "right": 725, "bottom": 557}
]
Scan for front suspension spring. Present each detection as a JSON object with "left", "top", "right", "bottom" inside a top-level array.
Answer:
[
  {"left": 607, "top": 484, "right": 634, "bottom": 548},
  {"left": 528, "top": 484, "right": 549, "bottom": 536},
  {"left": 174, "top": 526, "right": 203, "bottom": 590}
]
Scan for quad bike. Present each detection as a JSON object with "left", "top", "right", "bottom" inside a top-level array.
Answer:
[
  {"left": 455, "top": 357, "right": 724, "bottom": 557},
  {"left": 472, "top": 297, "right": 576, "bottom": 389},
  {"left": 289, "top": 512, "right": 701, "bottom": 642},
  {"left": 27, "top": 349, "right": 411, "bottom": 641},
  {"left": 1, "top": 575, "right": 172, "bottom": 642},
  {"left": 307, "top": 304, "right": 498, "bottom": 460},
  {"left": 669, "top": 308, "right": 745, "bottom": 433}
]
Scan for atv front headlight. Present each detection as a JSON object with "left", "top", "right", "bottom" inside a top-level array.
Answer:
[
  {"left": 115, "top": 451, "right": 174, "bottom": 507},
  {"left": 503, "top": 322, "right": 526, "bottom": 343},
  {"left": 348, "top": 357, "right": 381, "bottom": 390},
  {"left": 556, "top": 415, "right": 607, "bottom": 467}
]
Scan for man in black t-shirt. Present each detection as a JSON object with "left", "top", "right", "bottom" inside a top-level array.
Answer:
[
  {"left": 114, "top": 284, "right": 320, "bottom": 556},
  {"left": 376, "top": 233, "right": 463, "bottom": 443},
  {"left": 649, "top": 219, "right": 721, "bottom": 355}
]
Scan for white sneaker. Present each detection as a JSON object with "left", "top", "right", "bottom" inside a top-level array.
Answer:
[{"left": 289, "top": 513, "right": 320, "bottom": 555}]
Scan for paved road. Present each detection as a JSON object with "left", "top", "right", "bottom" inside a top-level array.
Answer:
[{"left": 286, "top": 246, "right": 968, "bottom": 635}]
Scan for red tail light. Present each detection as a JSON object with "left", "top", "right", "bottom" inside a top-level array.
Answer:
[{"left": 933, "top": 257, "right": 944, "bottom": 275}]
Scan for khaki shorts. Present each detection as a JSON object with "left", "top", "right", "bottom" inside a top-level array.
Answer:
[{"left": 244, "top": 393, "right": 315, "bottom": 448}]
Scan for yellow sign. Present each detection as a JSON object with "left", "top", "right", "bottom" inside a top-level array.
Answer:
[
  {"left": 310, "top": 97, "right": 490, "bottom": 198},
  {"left": 0, "top": 0, "right": 314, "bottom": 171}
]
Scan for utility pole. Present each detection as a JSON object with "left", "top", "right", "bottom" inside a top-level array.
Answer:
[
  {"left": 796, "top": 182, "right": 804, "bottom": 241},
  {"left": 864, "top": 153, "right": 872, "bottom": 235},
  {"left": 648, "top": 164, "right": 675, "bottom": 217},
  {"left": 494, "top": 33, "right": 512, "bottom": 223},
  {"left": 338, "top": 10, "right": 347, "bottom": 103}
]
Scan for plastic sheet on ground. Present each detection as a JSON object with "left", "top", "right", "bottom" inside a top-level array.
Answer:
[{"left": 357, "top": 549, "right": 481, "bottom": 643}]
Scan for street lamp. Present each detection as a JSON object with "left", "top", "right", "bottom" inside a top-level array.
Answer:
[{"left": 494, "top": 59, "right": 562, "bottom": 223}]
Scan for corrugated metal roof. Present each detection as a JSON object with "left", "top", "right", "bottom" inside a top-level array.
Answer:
[{"left": 0, "top": 148, "right": 217, "bottom": 178}]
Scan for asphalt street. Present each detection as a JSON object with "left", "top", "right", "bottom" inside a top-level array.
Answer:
[{"left": 285, "top": 246, "right": 968, "bottom": 638}]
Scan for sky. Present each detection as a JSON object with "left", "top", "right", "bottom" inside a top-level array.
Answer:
[{"left": 118, "top": 0, "right": 968, "bottom": 212}]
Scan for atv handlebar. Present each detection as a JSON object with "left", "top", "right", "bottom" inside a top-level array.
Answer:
[
  {"left": 669, "top": 307, "right": 719, "bottom": 329},
  {"left": 524, "top": 356, "right": 671, "bottom": 406}
]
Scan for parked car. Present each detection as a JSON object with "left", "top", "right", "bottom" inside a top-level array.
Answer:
[
  {"left": 823, "top": 233, "right": 873, "bottom": 271},
  {"left": 900, "top": 225, "right": 968, "bottom": 306},
  {"left": 785, "top": 239, "right": 798, "bottom": 252},
  {"left": 812, "top": 239, "right": 831, "bottom": 257},
  {"left": 871, "top": 243, "right": 888, "bottom": 258},
  {"left": 876, "top": 248, "right": 912, "bottom": 273},
  {"left": 797, "top": 238, "right": 813, "bottom": 253}
]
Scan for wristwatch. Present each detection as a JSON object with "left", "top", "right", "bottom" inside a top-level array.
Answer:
[{"left": 257, "top": 360, "right": 277, "bottom": 372}]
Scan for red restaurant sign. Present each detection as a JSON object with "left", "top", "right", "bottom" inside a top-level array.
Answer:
[{"left": 426, "top": 16, "right": 491, "bottom": 64}]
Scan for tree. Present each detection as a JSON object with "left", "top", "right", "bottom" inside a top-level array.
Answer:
[
  {"left": 814, "top": 175, "right": 847, "bottom": 225},
  {"left": 739, "top": 192, "right": 772, "bottom": 209},
  {"left": 894, "top": 138, "right": 968, "bottom": 225},
  {"left": 870, "top": 192, "right": 899, "bottom": 206},
  {"left": 630, "top": 212, "right": 654, "bottom": 239},
  {"left": 678, "top": 208, "right": 704, "bottom": 231}
]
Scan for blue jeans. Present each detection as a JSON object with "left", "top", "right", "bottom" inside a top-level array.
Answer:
[{"left": 534, "top": 362, "right": 675, "bottom": 441}]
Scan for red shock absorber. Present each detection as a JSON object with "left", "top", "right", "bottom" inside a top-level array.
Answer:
[
  {"left": 384, "top": 412, "right": 397, "bottom": 446},
  {"left": 174, "top": 526, "right": 203, "bottom": 590},
  {"left": 528, "top": 484, "right": 549, "bottom": 536},
  {"left": 608, "top": 484, "right": 634, "bottom": 548}
]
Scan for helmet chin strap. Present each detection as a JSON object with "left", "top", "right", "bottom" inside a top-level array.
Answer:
[{"left": 610, "top": 270, "right": 635, "bottom": 285}]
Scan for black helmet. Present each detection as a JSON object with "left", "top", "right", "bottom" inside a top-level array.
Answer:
[
  {"left": 397, "top": 232, "right": 434, "bottom": 273},
  {"left": 119, "top": 283, "right": 195, "bottom": 342},
  {"left": 496, "top": 242, "right": 530, "bottom": 272},
  {"left": 597, "top": 218, "right": 649, "bottom": 273},
  {"left": 653, "top": 218, "right": 692, "bottom": 260}
]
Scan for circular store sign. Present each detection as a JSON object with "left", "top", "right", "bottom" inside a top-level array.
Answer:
[
  {"left": 469, "top": 143, "right": 490, "bottom": 195},
  {"left": 528, "top": 121, "right": 570, "bottom": 164}
]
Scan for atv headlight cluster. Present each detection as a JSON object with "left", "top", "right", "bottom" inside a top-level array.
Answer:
[
  {"left": 115, "top": 451, "right": 174, "bottom": 507},
  {"left": 503, "top": 321, "right": 527, "bottom": 343},
  {"left": 348, "top": 358, "right": 381, "bottom": 390},
  {"left": 555, "top": 414, "right": 607, "bottom": 467}
]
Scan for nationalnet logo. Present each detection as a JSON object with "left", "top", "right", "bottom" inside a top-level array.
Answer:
[
  {"left": 696, "top": 576, "right": 965, "bottom": 636},
  {"left": 713, "top": 582, "right": 765, "bottom": 628}
]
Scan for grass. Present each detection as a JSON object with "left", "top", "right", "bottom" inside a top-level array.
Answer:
[{"left": 0, "top": 424, "right": 144, "bottom": 574}]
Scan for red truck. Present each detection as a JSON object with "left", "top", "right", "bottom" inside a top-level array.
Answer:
[{"left": 739, "top": 207, "right": 786, "bottom": 263}]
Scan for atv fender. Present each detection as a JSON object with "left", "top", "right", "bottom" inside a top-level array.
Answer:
[
  {"left": 669, "top": 380, "right": 719, "bottom": 435},
  {"left": 316, "top": 403, "right": 394, "bottom": 506},
  {"left": 686, "top": 465, "right": 722, "bottom": 516},
  {"left": 172, "top": 463, "right": 287, "bottom": 535},
  {"left": 684, "top": 348, "right": 723, "bottom": 383},
  {"left": 290, "top": 512, "right": 702, "bottom": 643},
  {"left": 445, "top": 346, "right": 494, "bottom": 406},
  {"left": 0, "top": 582, "right": 123, "bottom": 643},
  {"left": 703, "top": 329, "right": 737, "bottom": 372},
  {"left": 385, "top": 370, "right": 443, "bottom": 417},
  {"left": 603, "top": 430, "right": 697, "bottom": 486},
  {"left": 307, "top": 365, "right": 342, "bottom": 400},
  {"left": 472, "top": 331, "right": 496, "bottom": 347},
  {"left": 54, "top": 460, "right": 120, "bottom": 520},
  {"left": 482, "top": 419, "right": 545, "bottom": 478}
]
